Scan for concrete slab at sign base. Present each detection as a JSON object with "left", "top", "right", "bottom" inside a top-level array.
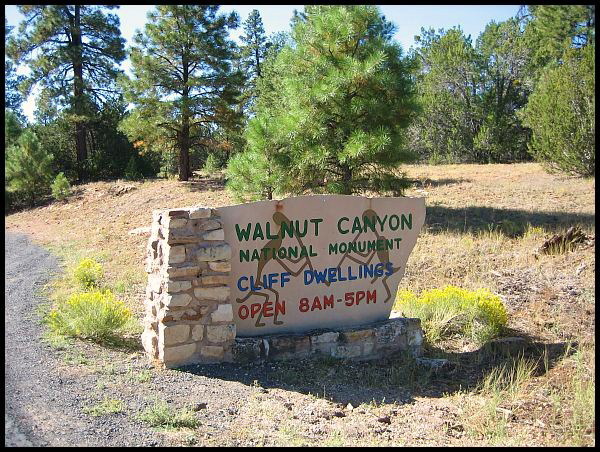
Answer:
[{"left": 231, "top": 317, "right": 424, "bottom": 364}]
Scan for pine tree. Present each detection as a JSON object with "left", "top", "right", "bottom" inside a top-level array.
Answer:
[
  {"left": 238, "top": 9, "right": 268, "bottom": 114},
  {"left": 5, "top": 130, "right": 54, "bottom": 205},
  {"left": 119, "top": 5, "right": 241, "bottom": 181},
  {"left": 521, "top": 44, "right": 595, "bottom": 177},
  {"left": 4, "top": 20, "right": 25, "bottom": 121},
  {"left": 522, "top": 5, "right": 595, "bottom": 84},
  {"left": 7, "top": 5, "right": 126, "bottom": 181},
  {"left": 228, "top": 5, "right": 418, "bottom": 198}
]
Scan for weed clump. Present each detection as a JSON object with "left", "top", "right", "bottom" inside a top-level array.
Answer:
[
  {"left": 73, "top": 258, "right": 104, "bottom": 289},
  {"left": 137, "top": 399, "right": 199, "bottom": 429},
  {"left": 395, "top": 286, "right": 507, "bottom": 345},
  {"left": 47, "top": 289, "right": 132, "bottom": 342}
]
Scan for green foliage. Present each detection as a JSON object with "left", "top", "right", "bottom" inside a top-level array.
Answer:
[
  {"left": 119, "top": 5, "right": 241, "bottom": 181},
  {"left": 410, "top": 21, "right": 531, "bottom": 164},
  {"left": 7, "top": 6, "right": 126, "bottom": 181},
  {"left": 83, "top": 397, "right": 125, "bottom": 416},
  {"left": 124, "top": 155, "right": 143, "bottom": 181},
  {"left": 73, "top": 258, "right": 104, "bottom": 289},
  {"left": 521, "top": 45, "right": 594, "bottom": 177},
  {"left": 237, "top": 9, "right": 269, "bottom": 114},
  {"left": 395, "top": 286, "right": 508, "bottom": 345},
  {"left": 4, "top": 21, "right": 25, "bottom": 120},
  {"left": 226, "top": 116, "right": 280, "bottom": 201},
  {"left": 229, "top": 5, "right": 418, "bottom": 199},
  {"left": 4, "top": 109, "right": 24, "bottom": 151},
  {"left": 46, "top": 289, "right": 132, "bottom": 342},
  {"left": 522, "top": 5, "right": 595, "bottom": 84},
  {"left": 5, "top": 130, "right": 53, "bottom": 206},
  {"left": 137, "top": 399, "right": 200, "bottom": 429},
  {"left": 51, "top": 172, "right": 72, "bottom": 201},
  {"left": 203, "top": 153, "right": 222, "bottom": 173}
]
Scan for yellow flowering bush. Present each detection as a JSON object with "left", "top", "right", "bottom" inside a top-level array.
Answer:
[
  {"left": 73, "top": 258, "right": 104, "bottom": 289},
  {"left": 395, "top": 286, "right": 508, "bottom": 345},
  {"left": 47, "top": 290, "right": 132, "bottom": 342}
]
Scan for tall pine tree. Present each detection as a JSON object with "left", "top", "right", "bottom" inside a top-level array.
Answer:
[
  {"left": 119, "top": 5, "right": 240, "bottom": 181},
  {"left": 7, "top": 5, "right": 125, "bottom": 181},
  {"left": 228, "top": 5, "right": 418, "bottom": 198}
]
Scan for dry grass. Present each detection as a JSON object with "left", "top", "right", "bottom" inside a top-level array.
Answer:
[{"left": 4, "top": 162, "right": 595, "bottom": 446}]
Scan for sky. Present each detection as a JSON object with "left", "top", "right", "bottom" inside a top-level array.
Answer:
[{"left": 5, "top": 4, "right": 520, "bottom": 122}]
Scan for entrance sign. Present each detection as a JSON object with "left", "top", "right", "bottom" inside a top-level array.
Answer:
[{"left": 216, "top": 195, "right": 425, "bottom": 337}]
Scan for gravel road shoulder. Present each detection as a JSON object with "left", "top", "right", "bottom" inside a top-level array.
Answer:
[{"left": 4, "top": 232, "right": 170, "bottom": 447}]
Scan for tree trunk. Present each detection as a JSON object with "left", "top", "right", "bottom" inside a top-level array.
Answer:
[
  {"left": 179, "top": 49, "right": 191, "bottom": 181},
  {"left": 340, "top": 162, "right": 353, "bottom": 195},
  {"left": 179, "top": 123, "right": 190, "bottom": 181},
  {"left": 71, "top": 5, "right": 87, "bottom": 182}
]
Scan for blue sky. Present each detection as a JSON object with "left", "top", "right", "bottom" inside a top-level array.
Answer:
[{"left": 5, "top": 4, "right": 520, "bottom": 121}]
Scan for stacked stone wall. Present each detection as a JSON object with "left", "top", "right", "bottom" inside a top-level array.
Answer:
[
  {"left": 141, "top": 206, "right": 235, "bottom": 368},
  {"left": 232, "top": 317, "right": 423, "bottom": 364}
]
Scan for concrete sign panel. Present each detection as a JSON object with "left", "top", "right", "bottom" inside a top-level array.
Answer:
[{"left": 216, "top": 195, "right": 425, "bottom": 337}]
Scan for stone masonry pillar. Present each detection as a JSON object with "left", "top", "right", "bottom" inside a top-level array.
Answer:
[{"left": 141, "top": 206, "right": 236, "bottom": 368}]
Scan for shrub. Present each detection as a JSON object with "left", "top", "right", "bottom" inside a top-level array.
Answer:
[
  {"left": 137, "top": 399, "right": 199, "bottom": 429},
  {"left": 203, "top": 153, "right": 221, "bottom": 173},
  {"left": 51, "top": 172, "right": 72, "bottom": 201},
  {"left": 521, "top": 44, "right": 595, "bottom": 177},
  {"left": 395, "top": 286, "right": 508, "bottom": 345},
  {"left": 5, "top": 129, "right": 54, "bottom": 206},
  {"left": 73, "top": 258, "right": 104, "bottom": 289},
  {"left": 46, "top": 289, "right": 132, "bottom": 341},
  {"left": 124, "top": 155, "right": 143, "bottom": 181},
  {"left": 83, "top": 397, "right": 125, "bottom": 416}
]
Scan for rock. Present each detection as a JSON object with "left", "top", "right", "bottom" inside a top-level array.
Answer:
[
  {"left": 194, "top": 286, "right": 230, "bottom": 301},
  {"left": 166, "top": 280, "right": 192, "bottom": 293},
  {"left": 332, "top": 411, "right": 346, "bottom": 418},
  {"left": 206, "top": 324, "right": 236, "bottom": 343},
  {"left": 284, "top": 402, "right": 294, "bottom": 411},
  {"left": 109, "top": 184, "right": 136, "bottom": 196},
  {"left": 201, "top": 275, "right": 229, "bottom": 285},
  {"left": 346, "top": 403, "right": 354, "bottom": 411},
  {"left": 141, "top": 328, "right": 158, "bottom": 358},
  {"left": 159, "top": 324, "right": 191, "bottom": 346},
  {"left": 200, "top": 345, "right": 224, "bottom": 359},
  {"left": 211, "top": 303, "right": 233, "bottom": 322},
  {"left": 311, "top": 332, "right": 339, "bottom": 344},
  {"left": 196, "top": 243, "right": 231, "bottom": 262},
  {"left": 201, "top": 229, "right": 225, "bottom": 241},
  {"left": 377, "top": 416, "right": 391, "bottom": 425},
  {"left": 160, "top": 343, "right": 196, "bottom": 364},
  {"left": 208, "top": 261, "right": 231, "bottom": 272},
  {"left": 128, "top": 226, "right": 151, "bottom": 236},
  {"left": 576, "top": 263, "right": 587, "bottom": 275},
  {"left": 163, "top": 293, "right": 192, "bottom": 308},
  {"left": 166, "top": 265, "right": 200, "bottom": 278},
  {"left": 167, "top": 218, "right": 188, "bottom": 229},
  {"left": 191, "top": 325, "right": 204, "bottom": 341},
  {"left": 416, "top": 357, "right": 454, "bottom": 372},
  {"left": 188, "top": 207, "right": 212, "bottom": 219},
  {"left": 167, "top": 245, "right": 186, "bottom": 264},
  {"left": 332, "top": 345, "right": 362, "bottom": 359},
  {"left": 193, "top": 402, "right": 208, "bottom": 411}
]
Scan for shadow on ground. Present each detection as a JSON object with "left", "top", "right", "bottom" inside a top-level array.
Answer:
[
  {"left": 178, "top": 336, "right": 575, "bottom": 408},
  {"left": 184, "top": 176, "right": 226, "bottom": 193},
  {"left": 425, "top": 205, "right": 595, "bottom": 237},
  {"left": 411, "top": 177, "right": 470, "bottom": 188}
]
